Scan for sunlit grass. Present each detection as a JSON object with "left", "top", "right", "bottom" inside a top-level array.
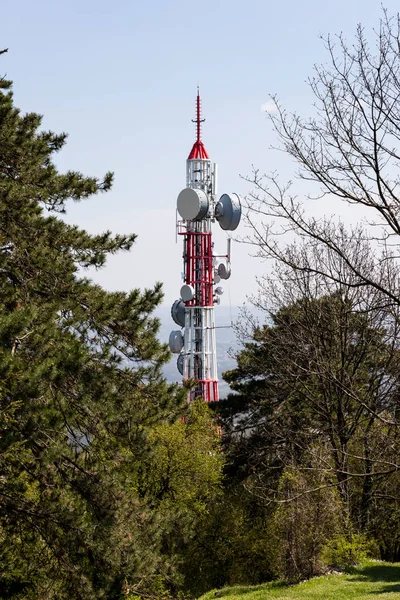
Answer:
[{"left": 199, "top": 562, "right": 400, "bottom": 600}]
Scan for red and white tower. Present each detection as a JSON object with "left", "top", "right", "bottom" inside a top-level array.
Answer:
[{"left": 169, "top": 91, "right": 242, "bottom": 402}]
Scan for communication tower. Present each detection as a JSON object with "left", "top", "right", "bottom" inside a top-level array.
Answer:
[{"left": 169, "top": 91, "right": 242, "bottom": 402}]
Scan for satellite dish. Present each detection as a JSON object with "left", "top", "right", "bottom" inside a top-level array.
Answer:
[
  {"left": 171, "top": 299, "right": 185, "bottom": 327},
  {"left": 215, "top": 286, "right": 224, "bottom": 295},
  {"left": 177, "top": 188, "right": 209, "bottom": 221},
  {"left": 218, "top": 262, "right": 231, "bottom": 280},
  {"left": 180, "top": 284, "right": 195, "bottom": 302},
  {"left": 177, "top": 353, "right": 184, "bottom": 376},
  {"left": 169, "top": 330, "right": 184, "bottom": 353},
  {"left": 214, "top": 273, "right": 221, "bottom": 284},
  {"left": 214, "top": 296, "right": 221, "bottom": 305},
  {"left": 215, "top": 193, "right": 242, "bottom": 231}
]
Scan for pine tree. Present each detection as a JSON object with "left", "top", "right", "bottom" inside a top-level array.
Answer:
[{"left": 0, "top": 74, "right": 214, "bottom": 599}]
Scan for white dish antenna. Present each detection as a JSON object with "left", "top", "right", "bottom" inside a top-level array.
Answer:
[
  {"left": 218, "top": 262, "right": 231, "bottom": 280},
  {"left": 177, "top": 188, "right": 209, "bottom": 221},
  {"left": 169, "top": 330, "right": 184, "bottom": 353},
  {"left": 215, "top": 193, "right": 242, "bottom": 231},
  {"left": 171, "top": 299, "right": 186, "bottom": 327},
  {"left": 180, "top": 284, "right": 195, "bottom": 302},
  {"left": 177, "top": 353, "right": 184, "bottom": 375}
]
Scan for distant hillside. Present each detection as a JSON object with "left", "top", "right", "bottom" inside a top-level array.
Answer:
[{"left": 155, "top": 305, "right": 245, "bottom": 399}]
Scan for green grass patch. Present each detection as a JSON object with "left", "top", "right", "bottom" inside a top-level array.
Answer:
[{"left": 199, "top": 561, "right": 400, "bottom": 600}]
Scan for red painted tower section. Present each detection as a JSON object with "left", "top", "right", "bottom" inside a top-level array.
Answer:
[{"left": 188, "top": 93, "right": 210, "bottom": 160}]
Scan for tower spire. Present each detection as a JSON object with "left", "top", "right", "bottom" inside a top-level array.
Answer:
[
  {"left": 192, "top": 87, "right": 205, "bottom": 143},
  {"left": 188, "top": 88, "right": 209, "bottom": 160}
]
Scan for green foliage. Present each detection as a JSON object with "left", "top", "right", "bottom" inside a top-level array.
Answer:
[
  {"left": 139, "top": 401, "right": 224, "bottom": 593},
  {"left": 181, "top": 486, "right": 279, "bottom": 596},
  {"left": 145, "top": 400, "right": 223, "bottom": 511},
  {"left": 272, "top": 465, "right": 344, "bottom": 582},
  {"left": 199, "top": 562, "right": 400, "bottom": 600},
  {"left": 321, "top": 533, "right": 378, "bottom": 571},
  {"left": 0, "top": 75, "right": 223, "bottom": 599},
  {"left": 221, "top": 292, "right": 400, "bottom": 583},
  {"left": 365, "top": 475, "right": 400, "bottom": 562}
]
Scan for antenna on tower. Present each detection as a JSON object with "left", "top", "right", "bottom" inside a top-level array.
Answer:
[
  {"left": 187, "top": 88, "right": 209, "bottom": 161},
  {"left": 192, "top": 87, "right": 205, "bottom": 143}
]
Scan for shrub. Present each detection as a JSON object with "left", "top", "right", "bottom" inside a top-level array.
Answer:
[{"left": 321, "top": 533, "right": 378, "bottom": 570}]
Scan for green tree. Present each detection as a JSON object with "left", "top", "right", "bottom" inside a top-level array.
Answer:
[
  {"left": 272, "top": 465, "right": 343, "bottom": 582},
  {"left": 180, "top": 483, "right": 279, "bottom": 595},
  {"left": 137, "top": 401, "right": 224, "bottom": 595},
  {"left": 0, "top": 74, "right": 222, "bottom": 599},
  {"left": 222, "top": 268, "right": 400, "bottom": 548}
]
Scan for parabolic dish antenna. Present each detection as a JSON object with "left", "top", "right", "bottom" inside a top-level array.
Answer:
[
  {"left": 169, "top": 330, "right": 184, "bottom": 353},
  {"left": 177, "top": 188, "right": 209, "bottom": 221},
  {"left": 215, "top": 193, "right": 242, "bottom": 231},
  {"left": 171, "top": 299, "right": 185, "bottom": 327},
  {"left": 218, "top": 262, "right": 231, "bottom": 280},
  {"left": 180, "top": 284, "right": 195, "bottom": 302},
  {"left": 177, "top": 353, "right": 184, "bottom": 376}
]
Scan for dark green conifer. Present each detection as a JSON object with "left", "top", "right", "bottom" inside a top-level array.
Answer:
[{"left": 0, "top": 74, "right": 203, "bottom": 599}]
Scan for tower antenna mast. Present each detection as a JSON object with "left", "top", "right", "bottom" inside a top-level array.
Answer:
[
  {"left": 169, "top": 91, "right": 242, "bottom": 402},
  {"left": 192, "top": 87, "right": 205, "bottom": 143}
]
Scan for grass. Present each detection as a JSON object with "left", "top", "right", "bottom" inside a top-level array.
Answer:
[{"left": 199, "top": 562, "right": 400, "bottom": 600}]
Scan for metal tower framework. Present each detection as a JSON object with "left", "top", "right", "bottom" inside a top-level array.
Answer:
[{"left": 169, "top": 91, "right": 242, "bottom": 402}]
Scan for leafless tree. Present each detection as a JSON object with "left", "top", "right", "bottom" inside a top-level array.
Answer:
[{"left": 246, "top": 10, "right": 400, "bottom": 310}]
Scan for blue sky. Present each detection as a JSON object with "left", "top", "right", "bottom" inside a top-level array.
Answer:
[{"left": 2, "top": 0, "right": 398, "bottom": 307}]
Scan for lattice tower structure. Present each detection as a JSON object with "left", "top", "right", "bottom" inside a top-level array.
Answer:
[
  {"left": 170, "top": 91, "right": 242, "bottom": 403},
  {"left": 181, "top": 93, "right": 218, "bottom": 402}
]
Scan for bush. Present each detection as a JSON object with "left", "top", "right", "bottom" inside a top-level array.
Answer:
[{"left": 321, "top": 533, "right": 378, "bottom": 570}]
